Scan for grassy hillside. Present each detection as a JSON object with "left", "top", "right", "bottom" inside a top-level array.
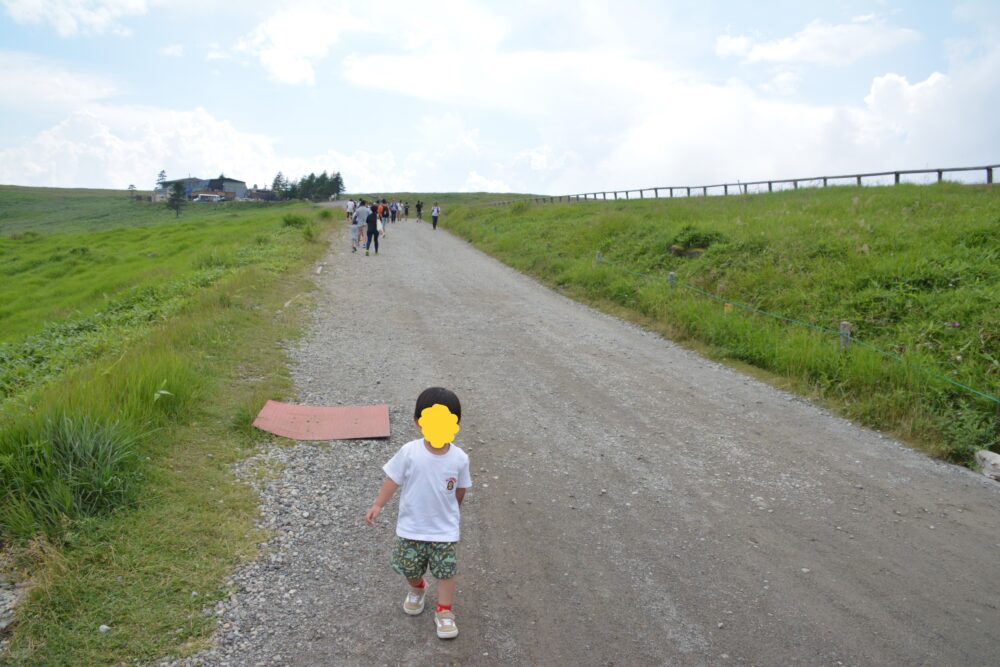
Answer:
[
  {"left": 0, "top": 187, "right": 332, "bottom": 664},
  {"left": 445, "top": 183, "right": 1000, "bottom": 463}
]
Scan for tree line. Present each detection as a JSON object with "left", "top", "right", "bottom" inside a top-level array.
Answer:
[{"left": 271, "top": 171, "right": 345, "bottom": 201}]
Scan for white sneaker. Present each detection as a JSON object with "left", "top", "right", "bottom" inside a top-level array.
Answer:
[
  {"left": 434, "top": 610, "right": 458, "bottom": 639},
  {"left": 403, "top": 586, "right": 425, "bottom": 615}
]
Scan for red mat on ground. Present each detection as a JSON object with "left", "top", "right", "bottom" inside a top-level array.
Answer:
[{"left": 252, "top": 400, "right": 390, "bottom": 440}]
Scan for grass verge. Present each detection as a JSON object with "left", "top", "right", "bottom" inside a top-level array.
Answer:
[
  {"left": 446, "top": 184, "right": 1000, "bottom": 464},
  {"left": 1, "top": 205, "right": 331, "bottom": 664}
]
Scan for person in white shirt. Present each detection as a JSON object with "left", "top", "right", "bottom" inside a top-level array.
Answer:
[
  {"left": 352, "top": 200, "right": 370, "bottom": 252},
  {"left": 431, "top": 203, "right": 441, "bottom": 230},
  {"left": 365, "top": 387, "right": 471, "bottom": 639}
]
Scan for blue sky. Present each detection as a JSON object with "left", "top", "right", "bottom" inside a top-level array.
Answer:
[{"left": 1, "top": 1, "right": 997, "bottom": 194}]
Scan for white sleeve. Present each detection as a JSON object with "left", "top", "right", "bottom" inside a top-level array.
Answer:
[
  {"left": 383, "top": 447, "right": 409, "bottom": 485},
  {"left": 457, "top": 457, "right": 472, "bottom": 489}
]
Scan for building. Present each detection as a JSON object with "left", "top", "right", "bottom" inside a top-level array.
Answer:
[
  {"left": 207, "top": 177, "right": 248, "bottom": 199},
  {"left": 154, "top": 175, "right": 247, "bottom": 201}
]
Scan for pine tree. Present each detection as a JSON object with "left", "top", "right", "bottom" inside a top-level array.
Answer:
[
  {"left": 272, "top": 172, "right": 286, "bottom": 199},
  {"left": 166, "top": 182, "right": 186, "bottom": 217}
]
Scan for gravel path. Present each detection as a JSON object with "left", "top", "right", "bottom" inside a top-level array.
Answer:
[{"left": 167, "top": 216, "right": 1000, "bottom": 666}]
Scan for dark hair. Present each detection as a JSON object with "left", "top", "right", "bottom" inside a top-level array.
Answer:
[{"left": 414, "top": 387, "right": 461, "bottom": 423}]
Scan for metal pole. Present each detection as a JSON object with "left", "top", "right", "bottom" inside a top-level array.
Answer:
[{"left": 840, "top": 322, "right": 852, "bottom": 351}]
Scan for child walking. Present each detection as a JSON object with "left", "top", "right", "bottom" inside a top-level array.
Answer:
[{"left": 365, "top": 387, "right": 471, "bottom": 639}]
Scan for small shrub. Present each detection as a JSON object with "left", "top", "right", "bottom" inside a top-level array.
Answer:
[
  {"left": 193, "top": 250, "right": 233, "bottom": 269},
  {"left": 317, "top": 209, "right": 333, "bottom": 219},
  {"left": 282, "top": 214, "right": 307, "bottom": 228},
  {"left": 0, "top": 414, "right": 142, "bottom": 539},
  {"left": 672, "top": 225, "right": 726, "bottom": 250},
  {"left": 302, "top": 222, "right": 317, "bottom": 242}
]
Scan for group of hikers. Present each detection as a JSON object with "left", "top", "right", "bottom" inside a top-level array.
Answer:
[{"left": 342, "top": 198, "right": 442, "bottom": 256}]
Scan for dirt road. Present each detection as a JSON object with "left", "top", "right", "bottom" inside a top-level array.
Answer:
[{"left": 190, "top": 216, "right": 1000, "bottom": 666}]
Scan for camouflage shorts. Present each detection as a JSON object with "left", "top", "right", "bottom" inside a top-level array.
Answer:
[{"left": 391, "top": 537, "right": 458, "bottom": 580}]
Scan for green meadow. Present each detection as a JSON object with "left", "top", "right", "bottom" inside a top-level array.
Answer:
[
  {"left": 446, "top": 183, "right": 1000, "bottom": 463},
  {"left": 0, "top": 187, "right": 330, "bottom": 665}
]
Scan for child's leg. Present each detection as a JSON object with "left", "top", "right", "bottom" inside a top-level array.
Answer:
[{"left": 437, "top": 577, "right": 456, "bottom": 606}]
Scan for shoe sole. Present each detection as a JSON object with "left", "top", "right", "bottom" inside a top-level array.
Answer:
[
  {"left": 436, "top": 626, "right": 458, "bottom": 639},
  {"left": 403, "top": 601, "right": 424, "bottom": 616}
]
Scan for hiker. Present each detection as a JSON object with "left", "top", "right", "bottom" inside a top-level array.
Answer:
[
  {"left": 365, "top": 387, "right": 471, "bottom": 640},
  {"left": 415, "top": 200, "right": 423, "bottom": 221},
  {"left": 390, "top": 200, "right": 398, "bottom": 224},
  {"left": 351, "top": 199, "right": 370, "bottom": 253},
  {"left": 365, "top": 203, "right": 380, "bottom": 255},
  {"left": 345, "top": 198, "right": 355, "bottom": 222},
  {"left": 431, "top": 202, "right": 441, "bottom": 230},
  {"left": 403, "top": 201, "right": 410, "bottom": 220}
]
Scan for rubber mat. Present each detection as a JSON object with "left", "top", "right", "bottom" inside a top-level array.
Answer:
[{"left": 252, "top": 400, "right": 391, "bottom": 440}]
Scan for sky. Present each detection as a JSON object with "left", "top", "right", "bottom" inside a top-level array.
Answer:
[{"left": 0, "top": 0, "right": 998, "bottom": 195}]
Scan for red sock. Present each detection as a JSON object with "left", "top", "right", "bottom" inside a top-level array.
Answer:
[
  {"left": 436, "top": 604, "right": 452, "bottom": 613},
  {"left": 413, "top": 578, "right": 426, "bottom": 589}
]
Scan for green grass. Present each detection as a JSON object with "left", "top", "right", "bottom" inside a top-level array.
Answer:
[
  {"left": 446, "top": 183, "right": 1000, "bottom": 464},
  {"left": 0, "top": 187, "right": 332, "bottom": 664}
]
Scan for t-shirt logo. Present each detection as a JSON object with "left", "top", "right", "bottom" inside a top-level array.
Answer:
[{"left": 446, "top": 477, "right": 457, "bottom": 491}]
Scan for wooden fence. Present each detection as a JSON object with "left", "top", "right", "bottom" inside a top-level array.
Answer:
[{"left": 489, "top": 163, "right": 999, "bottom": 206}]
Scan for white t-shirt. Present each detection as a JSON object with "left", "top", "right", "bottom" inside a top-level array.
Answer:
[
  {"left": 431, "top": 206, "right": 440, "bottom": 217},
  {"left": 383, "top": 438, "right": 472, "bottom": 542}
]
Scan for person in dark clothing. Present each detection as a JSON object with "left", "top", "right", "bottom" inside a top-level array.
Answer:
[{"left": 366, "top": 205, "right": 380, "bottom": 255}]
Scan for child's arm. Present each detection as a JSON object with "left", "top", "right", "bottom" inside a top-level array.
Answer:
[
  {"left": 456, "top": 488, "right": 466, "bottom": 507},
  {"left": 365, "top": 477, "right": 400, "bottom": 526}
]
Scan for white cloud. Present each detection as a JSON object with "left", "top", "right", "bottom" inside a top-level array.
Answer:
[
  {"left": 205, "top": 43, "right": 230, "bottom": 62},
  {"left": 716, "top": 17, "right": 920, "bottom": 65},
  {"left": 462, "top": 171, "right": 511, "bottom": 193},
  {"left": 1, "top": 0, "right": 150, "bottom": 37},
  {"left": 230, "top": 0, "right": 508, "bottom": 86},
  {"left": 759, "top": 70, "right": 800, "bottom": 96},
  {"left": 232, "top": 4, "right": 363, "bottom": 85},
  {"left": 159, "top": 43, "right": 183, "bottom": 57},
  {"left": 513, "top": 145, "right": 578, "bottom": 172},
  {"left": 0, "top": 51, "right": 117, "bottom": 112},
  {"left": 0, "top": 105, "right": 276, "bottom": 189},
  {"left": 0, "top": 99, "right": 416, "bottom": 194}
]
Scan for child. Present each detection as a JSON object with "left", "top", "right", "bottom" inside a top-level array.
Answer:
[{"left": 365, "top": 387, "right": 471, "bottom": 639}]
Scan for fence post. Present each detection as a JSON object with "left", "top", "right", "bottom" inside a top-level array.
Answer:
[
  {"left": 686, "top": 187, "right": 691, "bottom": 197},
  {"left": 937, "top": 170, "right": 943, "bottom": 183},
  {"left": 669, "top": 188, "right": 673, "bottom": 198},
  {"left": 793, "top": 181, "right": 798, "bottom": 189},
  {"left": 640, "top": 190, "right": 644, "bottom": 199},
  {"left": 603, "top": 192, "right": 607, "bottom": 200},
  {"left": 856, "top": 175, "right": 862, "bottom": 186},
  {"left": 654, "top": 188, "right": 659, "bottom": 198},
  {"left": 988, "top": 167, "right": 994, "bottom": 185},
  {"left": 768, "top": 182, "right": 772, "bottom": 193},
  {"left": 894, "top": 172, "right": 900, "bottom": 185},
  {"left": 594, "top": 251, "right": 602, "bottom": 266},
  {"left": 614, "top": 192, "right": 618, "bottom": 200},
  {"left": 702, "top": 187, "right": 707, "bottom": 196},
  {"left": 668, "top": 272, "right": 676, "bottom": 288},
  {"left": 840, "top": 321, "right": 852, "bottom": 351},
  {"left": 823, "top": 177, "right": 828, "bottom": 187},
  {"left": 626, "top": 191, "right": 630, "bottom": 200},
  {"left": 724, "top": 184, "right": 728, "bottom": 196}
]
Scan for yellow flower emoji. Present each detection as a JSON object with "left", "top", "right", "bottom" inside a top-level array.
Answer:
[{"left": 418, "top": 403, "right": 460, "bottom": 449}]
